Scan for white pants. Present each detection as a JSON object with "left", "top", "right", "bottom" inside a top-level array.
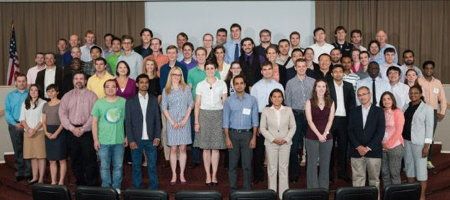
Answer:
[{"left": 266, "top": 143, "right": 291, "bottom": 199}]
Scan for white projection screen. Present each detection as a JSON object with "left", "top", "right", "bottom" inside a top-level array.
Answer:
[{"left": 145, "top": 1, "right": 315, "bottom": 49}]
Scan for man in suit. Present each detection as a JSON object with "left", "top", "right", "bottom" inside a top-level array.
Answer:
[
  {"left": 125, "top": 74, "right": 161, "bottom": 189},
  {"left": 348, "top": 86, "right": 385, "bottom": 190},
  {"left": 329, "top": 64, "right": 355, "bottom": 182},
  {"left": 35, "top": 52, "right": 63, "bottom": 99},
  {"left": 239, "top": 37, "right": 266, "bottom": 87}
]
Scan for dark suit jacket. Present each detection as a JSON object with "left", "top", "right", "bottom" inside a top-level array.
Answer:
[
  {"left": 125, "top": 93, "right": 161, "bottom": 143},
  {"left": 35, "top": 67, "right": 64, "bottom": 99},
  {"left": 328, "top": 80, "right": 356, "bottom": 115},
  {"left": 348, "top": 104, "right": 385, "bottom": 158}
]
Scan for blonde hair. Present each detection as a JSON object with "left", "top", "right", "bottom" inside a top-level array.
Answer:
[
  {"left": 164, "top": 66, "right": 187, "bottom": 94},
  {"left": 142, "top": 58, "right": 158, "bottom": 76}
]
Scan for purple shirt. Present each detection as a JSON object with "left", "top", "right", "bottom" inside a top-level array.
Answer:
[
  {"left": 115, "top": 78, "right": 136, "bottom": 100},
  {"left": 181, "top": 59, "right": 198, "bottom": 70}
]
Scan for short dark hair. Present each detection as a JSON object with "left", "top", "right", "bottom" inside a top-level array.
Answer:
[
  {"left": 90, "top": 45, "right": 102, "bottom": 54},
  {"left": 140, "top": 28, "right": 153, "bottom": 37},
  {"left": 278, "top": 39, "right": 290, "bottom": 46},
  {"left": 233, "top": 74, "right": 246, "bottom": 85},
  {"left": 121, "top": 35, "right": 134, "bottom": 43},
  {"left": 57, "top": 38, "right": 68, "bottom": 45},
  {"left": 111, "top": 37, "right": 121, "bottom": 44},
  {"left": 386, "top": 66, "right": 401, "bottom": 76},
  {"left": 334, "top": 26, "right": 347, "bottom": 34},
  {"left": 289, "top": 31, "right": 300, "bottom": 39},
  {"left": 350, "top": 29, "right": 362, "bottom": 37},
  {"left": 182, "top": 42, "right": 194, "bottom": 50},
  {"left": 46, "top": 83, "right": 59, "bottom": 92},
  {"left": 166, "top": 45, "right": 178, "bottom": 53},
  {"left": 291, "top": 48, "right": 303, "bottom": 55},
  {"left": 16, "top": 73, "right": 27, "bottom": 80},
  {"left": 313, "top": 27, "right": 326, "bottom": 36},
  {"left": 72, "top": 71, "right": 86, "bottom": 80},
  {"left": 332, "top": 64, "right": 344, "bottom": 72},
  {"left": 94, "top": 57, "right": 107, "bottom": 65},
  {"left": 177, "top": 32, "right": 188, "bottom": 40},
  {"left": 422, "top": 60, "right": 435, "bottom": 69},
  {"left": 230, "top": 23, "right": 242, "bottom": 31},
  {"left": 403, "top": 49, "right": 415, "bottom": 58},
  {"left": 205, "top": 60, "right": 217, "bottom": 69},
  {"left": 116, "top": 61, "right": 131, "bottom": 76},
  {"left": 380, "top": 91, "right": 397, "bottom": 110},
  {"left": 383, "top": 47, "right": 396, "bottom": 55},
  {"left": 330, "top": 48, "right": 341, "bottom": 54},
  {"left": 261, "top": 61, "right": 273, "bottom": 69},
  {"left": 340, "top": 55, "right": 352, "bottom": 63},
  {"left": 216, "top": 28, "right": 227, "bottom": 35},
  {"left": 369, "top": 40, "right": 380, "bottom": 48},
  {"left": 360, "top": 51, "right": 370, "bottom": 58},
  {"left": 240, "top": 37, "right": 255, "bottom": 46},
  {"left": 103, "top": 33, "right": 114, "bottom": 39},
  {"left": 318, "top": 53, "right": 331, "bottom": 61},
  {"left": 259, "top": 29, "right": 271, "bottom": 37},
  {"left": 136, "top": 73, "right": 150, "bottom": 83}
]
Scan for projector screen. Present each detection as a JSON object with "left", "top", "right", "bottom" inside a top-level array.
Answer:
[{"left": 145, "top": 1, "right": 315, "bottom": 49}]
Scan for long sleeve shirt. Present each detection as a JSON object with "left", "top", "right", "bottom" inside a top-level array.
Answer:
[
  {"left": 59, "top": 88, "right": 97, "bottom": 132},
  {"left": 418, "top": 77, "right": 447, "bottom": 115},
  {"left": 223, "top": 93, "right": 259, "bottom": 129},
  {"left": 383, "top": 108, "right": 405, "bottom": 149},
  {"left": 4, "top": 89, "right": 28, "bottom": 125},
  {"left": 118, "top": 51, "right": 143, "bottom": 80},
  {"left": 250, "top": 79, "right": 284, "bottom": 113}
]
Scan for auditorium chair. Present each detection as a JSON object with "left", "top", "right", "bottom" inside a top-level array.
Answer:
[
  {"left": 282, "top": 188, "right": 329, "bottom": 200},
  {"left": 75, "top": 186, "right": 119, "bottom": 200},
  {"left": 123, "top": 189, "right": 168, "bottom": 200},
  {"left": 335, "top": 186, "right": 378, "bottom": 200},
  {"left": 32, "top": 183, "right": 71, "bottom": 200},
  {"left": 383, "top": 183, "right": 421, "bottom": 200},
  {"left": 230, "top": 189, "right": 277, "bottom": 200},
  {"left": 175, "top": 190, "right": 222, "bottom": 200}
]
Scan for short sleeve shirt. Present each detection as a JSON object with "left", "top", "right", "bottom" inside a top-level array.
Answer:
[
  {"left": 91, "top": 97, "right": 126, "bottom": 145},
  {"left": 196, "top": 78, "right": 227, "bottom": 110}
]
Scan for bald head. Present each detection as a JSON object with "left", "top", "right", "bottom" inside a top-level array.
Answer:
[{"left": 376, "top": 30, "right": 387, "bottom": 45}]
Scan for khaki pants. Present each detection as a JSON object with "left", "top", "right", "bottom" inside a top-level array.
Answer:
[
  {"left": 266, "top": 143, "right": 291, "bottom": 199},
  {"left": 351, "top": 157, "right": 381, "bottom": 189}
]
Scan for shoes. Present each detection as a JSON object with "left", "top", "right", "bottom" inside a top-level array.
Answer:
[
  {"left": 142, "top": 162, "right": 147, "bottom": 167},
  {"left": 300, "top": 160, "right": 306, "bottom": 167},
  {"left": 289, "top": 177, "right": 299, "bottom": 183},
  {"left": 211, "top": 181, "right": 218, "bottom": 186},
  {"left": 180, "top": 180, "right": 187, "bottom": 185},
  {"left": 169, "top": 181, "right": 176, "bottom": 186},
  {"left": 427, "top": 161, "right": 435, "bottom": 169},
  {"left": 338, "top": 174, "right": 352, "bottom": 183},
  {"left": 116, "top": 189, "right": 121, "bottom": 195},
  {"left": 27, "top": 180, "right": 38, "bottom": 185},
  {"left": 188, "top": 163, "right": 200, "bottom": 169},
  {"left": 252, "top": 178, "right": 264, "bottom": 184}
]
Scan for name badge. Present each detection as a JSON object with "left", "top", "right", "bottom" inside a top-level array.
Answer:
[
  {"left": 433, "top": 88, "right": 439, "bottom": 94},
  {"left": 242, "top": 108, "right": 251, "bottom": 115}
]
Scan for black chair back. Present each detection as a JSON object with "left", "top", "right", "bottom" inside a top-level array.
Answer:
[
  {"left": 76, "top": 186, "right": 119, "bottom": 200},
  {"left": 123, "top": 189, "right": 168, "bottom": 200},
  {"left": 283, "top": 188, "right": 328, "bottom": 200},
  {"left": 335, "top": 186, "right": 378, "bottom": 200},
  {"left": 383, "top": 183, "right": 421, "bottom": 200},
  {"left": 175, "top": 190, "right": 222, "bottom": 200},
  {"left": 32, "top": 183, "right": 71, "bottom": 200},
  {"left": 230, "top": 189, "right": 277, "bottom": 200}
]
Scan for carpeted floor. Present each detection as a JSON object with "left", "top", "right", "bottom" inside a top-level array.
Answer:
[{"left": 1, "top": 145, "right": 450, "bottom": 200}]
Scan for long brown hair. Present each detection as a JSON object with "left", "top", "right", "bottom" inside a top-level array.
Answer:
[{"left": 310, "top": 79, "right": 333, "bottom": 108}]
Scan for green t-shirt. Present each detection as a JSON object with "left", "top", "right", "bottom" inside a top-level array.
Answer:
[
  {"left": 187, "top": 66, "right": 221, "bottom": 99},
  {"left": 91, "top": 97, "right": 126, "bottom": 145},
  {"left": 106, "top": 52, "right": 121, "bottom": 74}
]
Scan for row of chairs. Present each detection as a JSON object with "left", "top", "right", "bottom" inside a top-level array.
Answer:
[{"left": 32, "top": 183, "right": 421, "bottom": 200}]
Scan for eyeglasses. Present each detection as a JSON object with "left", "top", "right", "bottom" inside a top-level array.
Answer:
[
  {"left": 171, "top": 74, "right": 182, "bottom": 77},
  {"left": 357, "top": 92, "right": 369, "bottom": 97}
]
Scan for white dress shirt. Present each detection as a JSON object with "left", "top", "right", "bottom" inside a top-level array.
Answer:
[
  {"left": 138, "top": 92, "right": 149, "bottom": 140},
  {"left": 44, "top": 67, "right": 56, "bottom": 98},
  {"left": 334, "top": 81, "right": 346, "bottom": 117},
  {"left": 389, "top": 82, "right": 410, "bottom": 109},
  {"left": 362, "top": 104, "right": 371, "bottom": 128},
  {"left": 356, "top": 77, "right": 390, "bottom": 107},
  {"left": 308, "top": 42, "right": 335, "bottom": 63},
  {"left": 250, "top": 79, "right": 285, "bottom": 113},
  {"left": 196, "top": 78, "right": 227, "bottom": 110},
  {"left": 379, "top": 62, "right": 400, "bottom": 81}
]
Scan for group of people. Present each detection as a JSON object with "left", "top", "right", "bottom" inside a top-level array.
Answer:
[{"left": 4, "top": 23, "right": 446, "bottom": 200}]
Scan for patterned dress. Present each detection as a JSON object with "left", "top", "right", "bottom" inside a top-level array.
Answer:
[{"left": 161, "top": 86, "right": 194, "bottom": 146}]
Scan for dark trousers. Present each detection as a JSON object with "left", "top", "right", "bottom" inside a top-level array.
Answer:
[
  {"left": 330, "top": 116, "right": 349, "bottom": 178},
  {"left": 429, "top": 110, "right": 438, "bottom": 162},
  {"left": 68, "top": 129, "right": 99, "bottom": 186},
  {"left": 190, "top": 115, "right": 201, "bottom": 164},
  {"left": 8, "top": 124, "right": 31, "bottom": 177},
  {"left": 229, "top": 130, "right": 253, "bottom": 191},
  {"left": 289, "top": 110, "right": 307, "bottom": 181},
  {"left": 253, "top": 113, "right": 265, "bottom": 181}
]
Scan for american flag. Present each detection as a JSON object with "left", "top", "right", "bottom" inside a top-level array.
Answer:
[{"left": 6, "top": 24, "right": 20, "bottom": 85}]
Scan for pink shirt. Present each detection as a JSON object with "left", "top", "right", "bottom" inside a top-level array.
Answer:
[
  {"left": 418, "top": 77, "right": 447, "bottom": 115},
  {"left": 383, "top": 108, "right": 405, "bottom": 149},
  {"left": 59, "top": 88, "right": 98, "bottom": 132}
]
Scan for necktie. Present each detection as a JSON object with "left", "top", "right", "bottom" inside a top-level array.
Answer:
[
  {"left": 234, "top": 43, "right": 239, "bottom": 61},
  {"left": 372, "top": 79, "right": 377, "bottom": 105}
]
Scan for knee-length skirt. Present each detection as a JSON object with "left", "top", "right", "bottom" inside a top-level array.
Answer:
[{"left": 194, "top": 109, "right": 226, "bottom": 149}]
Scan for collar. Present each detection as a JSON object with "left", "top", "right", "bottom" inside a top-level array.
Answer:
[
  {"left": 138, "top": 92, "right": 148, "bottom": 99},
  {"left": 270, "top": 105, "right": 285, "bottom": 111}
]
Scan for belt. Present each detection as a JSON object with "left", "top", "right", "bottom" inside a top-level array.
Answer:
[
  {"left": 292, "top": 109, "right": 305, "bottom": 114},
  {"left": 72, "top": 124, "right": 83, "bottom": 128},
  {"left": 229, "top": 128, "right": 252, "bottom": 133}
]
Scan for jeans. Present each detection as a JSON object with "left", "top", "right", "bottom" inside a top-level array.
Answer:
[
  {"left": 98, "top": 144, "right": 124, "bottom": 189},
  {"left": 131, "top": 140, "right": 159, "bottom": 189},
  {"left": 8, "top": 124, "right": 31, "bottom": 177},
  {"left": 289, "top": 110, "right": 306, "bottom": 180}
]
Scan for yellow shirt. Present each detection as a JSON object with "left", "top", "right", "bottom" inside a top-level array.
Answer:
[{"left": 87, "top": 72, "right": 114, "bottom": 98}]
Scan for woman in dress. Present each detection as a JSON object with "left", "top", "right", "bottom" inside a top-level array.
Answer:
[
  {"left": 42, "top": 84, "right": 66, "bottom": 185},
  {"left": 403, "top": 85, "right": 434, "bottom": 200},
  {"left": 405, "top": 68, "right": 419, "bottom": 87},
  {"left": 260, "top": 89, "right": 296, "bottom": 199},
  {"left": 210, "top": 45, "right": 230, "bottom": 80},
  {"left": 380, "top": 91, "right": 405, "bottom": 186},
  {"left": 305, "top": 79, "right": 335, "bottom": 190},
  {"left": 266, "top": 45, "right": 287, "bottom": 87},
  {"left": 115, "top": 61, "right": 136, "bottom": 100},
  {"left": 20, "top": 84, "right": 46, "bottom": 184},
  {"left": 194, "top": 61, "right": 228, "bottom": 186},
  {"left": 161, "top": 67, "right": 194, "bottom": 185}
]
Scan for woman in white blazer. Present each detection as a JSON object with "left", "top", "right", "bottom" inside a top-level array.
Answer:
[
  {"left": 260, "top": 88, "right": 296, "bottom": 199},
  {"left": 402, "top": 85, "right": 434, "bottom": 200}
]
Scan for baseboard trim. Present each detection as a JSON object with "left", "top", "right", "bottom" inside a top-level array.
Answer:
[
  {"left": 0, "top": 160, "right": 5, "bottom": 164},
  {"left": 441, "top": 150, "right": 450, "bottom": 154},
  {"left": 434, "top": 141, "right": 442, "bottom": 145},
  {"left": 4, "top": 152, "right": 14, "bottom": 155}
]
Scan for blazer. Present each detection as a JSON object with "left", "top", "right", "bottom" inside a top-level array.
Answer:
[
  {"left": 260, "top": 106, "right": 296, "bottom": 146},
  {"left": 328, "top": 80, "right": 356, "bottom": 115},
  {"left": 35, "top": 67, "right": 64, "bottom": 99},
  {"left": 125, "top": 93, "right": 161, "bottom": 143},
  {"left": 403, "top": 101, "right": 434, "bottom": 145},
  {"left": 348, "top": 104, "right": 385, "bottom": 158}
]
